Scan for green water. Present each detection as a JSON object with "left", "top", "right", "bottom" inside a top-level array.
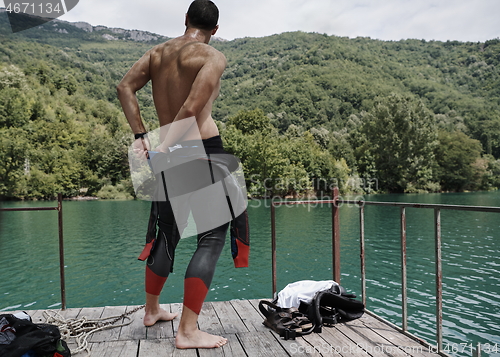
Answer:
[{"left": 1, "top": 192, "right": 499, "bottom": 356}]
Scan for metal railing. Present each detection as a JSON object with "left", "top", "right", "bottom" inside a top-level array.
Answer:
[
  {"left": 270, "top": 187, "right": 500, "bottom": 356},
  {"left": 0, "top": 193, "right": 66, "bottom": 309}
]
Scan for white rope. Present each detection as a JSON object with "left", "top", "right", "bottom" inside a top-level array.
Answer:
[{"left": 43, "top": 306, "right": 144, "bottom": 356}]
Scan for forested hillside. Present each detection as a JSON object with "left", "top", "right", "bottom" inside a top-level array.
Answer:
[{"left": 1, "top": 12, "right": 499, "bottom": 199}]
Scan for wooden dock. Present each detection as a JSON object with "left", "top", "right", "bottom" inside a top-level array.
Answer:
[{"left": 17, "top": 299, "right": 442, "bottom": 356}]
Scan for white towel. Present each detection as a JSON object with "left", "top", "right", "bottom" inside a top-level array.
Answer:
[{"left": 277, "top": 280, "right": 339, "bottom": 308}]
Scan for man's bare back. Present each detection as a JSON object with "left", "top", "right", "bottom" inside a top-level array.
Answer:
[
  {"left": 149, "top": 38, "right": 224, "bottom": 140},
  {"left": 117, "top": 32, "right": 226, "bottom": 145}
]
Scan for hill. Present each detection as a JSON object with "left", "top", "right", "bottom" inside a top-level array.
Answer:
[{"left": 1, "top": 12, "right": 499, "bottom": 198}]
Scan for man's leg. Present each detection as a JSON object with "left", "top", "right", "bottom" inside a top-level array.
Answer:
[
  {"left": 176, "top": 223, "right": 229, "bottom": 348},
  {"left": 144, "top": 200, "right": 185, "bottom": 326},
  {"left": 144, "top": 292, "right": 178, "bottom": 327}
]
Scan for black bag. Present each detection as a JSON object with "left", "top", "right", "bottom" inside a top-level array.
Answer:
[
  {"left": 299, "top": 285, "right": 365, "bottom": 333},
  {"left": 0, "top": 313, "right": 71, "bottom": 357}
]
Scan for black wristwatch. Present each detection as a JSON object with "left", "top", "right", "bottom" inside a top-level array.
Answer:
[{"left": 134, "top": 132, "right": 147, "bottom": 140}]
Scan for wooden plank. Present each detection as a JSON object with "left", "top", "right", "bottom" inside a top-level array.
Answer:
[
  {"left": 198, "top": 334, "right": 247, "bottom": 357},
  {"left": 360, "top": 314, "right": 438, "bottom": 357},
  {"left": 171, "top": 302, "right": 183, "bottom": 334},
  {"left": 319, "top": 325, "right": 371, "bottom": 357},
  {"left": 56, "top": 307, "right": 82, "bottom": 320},
  {"left": 212, "top": 300, "right": 249, "bottom": 334},
  {"left": 231, "top": 299, "right": 270, "bottom": 332},
  {"left": 196, "top": 334, "right": 246, "bottom": 357},
  {"left": 146, "top": 303, "right": 176, "bottom": 340},
  {"left": 90, "top": 340, "right": 139, "bottom": 357},
  {"left": 29, "top": 310, "right": 45, "bottom": 324},
  {"left": 119, "top": 305, "right": 147, "bottom": 341},
  {"left": 168, "top": 298, "right": 235, "bottom": 338},
  {"left": 90, "top": 305, "right": 128, "bottom": 343},
  {"left": 340, "top": 317, "right": 410, "bottom": 357},
  {"left": 222, "top": 333, "right": 247, "bottom": 357},
  {"left": 76, "top": 306, "right": 105, "bottom": 320},
  {"left": 198, "top": 301, "right": 225, "bottom": 335},
  {"left": 139, "top": 339, "right": 197, "bottom": 357},
  {"left": 237, "top": 330, "right": 292, "bottom": 356},
  {"left": 333, "top": 320, "right": 400, "bottom": 356},
  {"left": 300, "top": 332, "right": 340, "bottom": 356},
  {"left": 14, "top": 301, "right": 445, "bottom": 357},
  {"left": 37, "top": 307, "right": 81, "bottom": 326},
  {"left": 274, "top": 335, "right": 323, "bottom": 357}
]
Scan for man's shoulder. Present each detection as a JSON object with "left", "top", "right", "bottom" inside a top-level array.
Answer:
[
  {"left": 181, "top": 42, "right": 225, "bottom": 60},
  {"left": 178, "top": 42, "right": 226, "bottom": 70},
  {"left": 147, "top": 39, "right": 225, "bottom": 66}
]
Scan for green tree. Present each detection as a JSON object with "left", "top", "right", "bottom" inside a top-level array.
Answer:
[
  {"left": 357, "top": 94, "right": 438, "bottom": 192},
  {"left": 223, "top": 109, "right": 312, "bottom": 197},
  {"left": 0, "top": 128, "right": 29, "bottom": 198},
  {"left": 435, "top": 131, "right": 484, "bottom": 191},
  {"left": 0, "top": 88, "right": 32, "bottom": 127},
  {"left": 3, "top": 22, "right": 500, "bottom": 198},
  {"left": 222, "top": 109, "right": 351, "bottom": 197},
  {"left": 228, "top": 108, "right": 272, "bottom": 135},
  {"left": 0, "top": 65, "right": 27, "bottom": 90}
]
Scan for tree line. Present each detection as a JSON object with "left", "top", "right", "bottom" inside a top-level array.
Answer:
[{"left": 0, "top": 14, "right": 499, "bottom": 199}]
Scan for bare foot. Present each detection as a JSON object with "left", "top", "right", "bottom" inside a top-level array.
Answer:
[
  {"left": 144, "top": 307, "right": 178, "bottom": 327},
  {"left": 175, "top": 329, "right": 228, "bottom": 349}
]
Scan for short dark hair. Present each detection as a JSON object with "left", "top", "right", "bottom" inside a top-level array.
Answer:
[{"left": 187, "top": 0, "right": 219, "bottom": 31}]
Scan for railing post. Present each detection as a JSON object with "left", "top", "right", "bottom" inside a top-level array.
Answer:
[
  {"left": 473, "top": 342, "right": 482, "bottom": 357},
  {"left": 271, "top": 200, "right": 277, "bottom": 298},
  {"left": 360, "top": 204, "right": 366, "bottom": 307},
  {"left": 57, "top": 193, "right": 66, "bottom": 310},
  {"left": 332, "top": 187, "right": 341, "bottom": 283},
  {"left": 401, "top": 207, "right": 408, "bottom": 331},
  {"left": 435, "top": 208, "right": 443, "bottom": 352}
]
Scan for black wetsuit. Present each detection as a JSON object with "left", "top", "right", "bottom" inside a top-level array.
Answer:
[{"left": 139, "top": 136, "right": 249, "bottom": 314}]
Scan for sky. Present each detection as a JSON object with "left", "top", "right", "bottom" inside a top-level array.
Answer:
[{"left": 3, "top": 0, "right": 500, "bottom": 42}]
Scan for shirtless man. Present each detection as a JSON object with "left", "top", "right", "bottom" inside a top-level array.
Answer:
[{"left": 117, "top": 0, "right": 229, "bottom": 349}]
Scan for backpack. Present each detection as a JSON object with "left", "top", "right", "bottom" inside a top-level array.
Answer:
[
  {"left": 0, "top": 313, "right": 71, "bottom": 357},
  {"left": 298, "top": 284, "right": 365, "bottom": 333}
]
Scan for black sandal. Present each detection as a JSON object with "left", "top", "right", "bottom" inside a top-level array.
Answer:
[{"left": 259, "top": 300, "right": 315, "bottom": 339}]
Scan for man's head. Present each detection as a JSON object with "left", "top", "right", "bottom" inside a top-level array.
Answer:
[{"left": 186, "top": 0, "right": 219, "bottom": 32}]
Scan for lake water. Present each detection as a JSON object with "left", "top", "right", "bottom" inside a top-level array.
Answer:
[{"left": 1, "top": 191, "right": 499, "bottom": 356}]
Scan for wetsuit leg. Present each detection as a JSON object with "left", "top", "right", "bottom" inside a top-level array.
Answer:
[
  {"left": 145, "top": 199, "right": 187, "bottom": 295},
  {"left": 183, "top": 222, "right": 229, "bottom": 314},
  {"left": 182, "top": 162, "right": 231, "bottom": 315}
]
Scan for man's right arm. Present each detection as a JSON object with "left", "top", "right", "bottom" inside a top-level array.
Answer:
[{"left": 117, "top": 50, "right": 152, "bottom": 135}]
